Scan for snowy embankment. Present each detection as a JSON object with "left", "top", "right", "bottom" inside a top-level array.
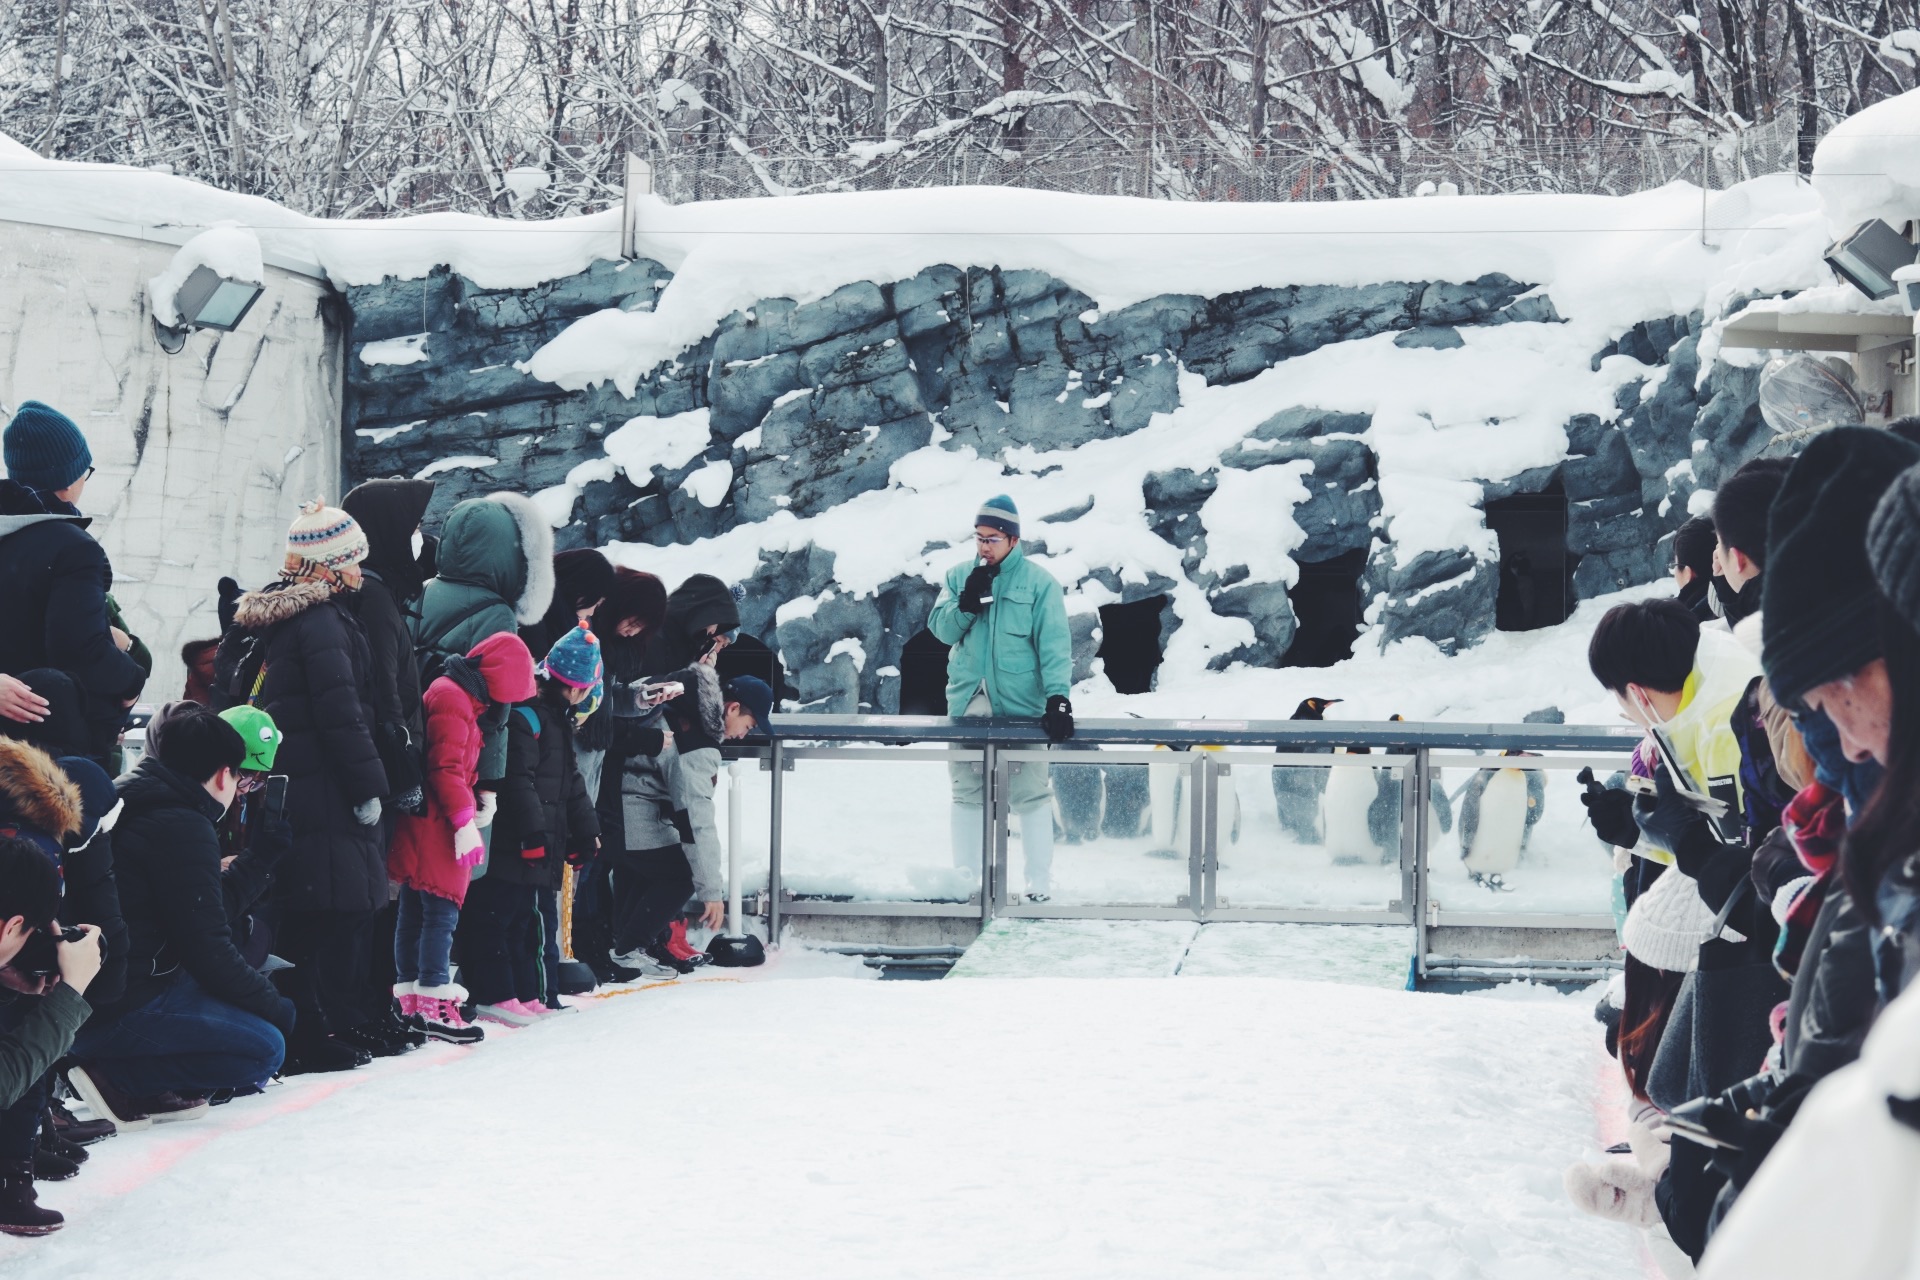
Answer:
[{"left": 2, "top": 967, "right": 1646, "bottom": 1279}]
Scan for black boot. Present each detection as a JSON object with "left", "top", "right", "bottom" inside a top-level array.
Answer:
[
  {"left": 382, "top": 1000, "right": 428, "bottom": 1049},
  {"left": 0, "top": 1161, "right": 62, "bottom": 1236},
  {"left": 281, "top": 1035, "right": 367, "bottom": 1076},
  {"left": 46, "top": 1097, "right": 114, "bottom": 1146},
  {"left": 30, "top": 1148, "right": 78, "bottom": 1183},
  {"left": 38, "top": 1111, "right": 87, "bottom": 1166},
  {"left": 332, "top": 1023, "right": 410, "bottom": 1059}
]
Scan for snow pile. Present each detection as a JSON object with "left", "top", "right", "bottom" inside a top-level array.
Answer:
[
  {"left": 358, "top": 333, "right": 429, "bottom": 366},
  {"left": 1813, "top": 84, "right": 1920, "bottom": 235},
  {"left": 146, "top": 223, "right": 263, "bottom": 326},
  {"left": 4, "top": 972, "right": 1644, "bottom": 1279}
]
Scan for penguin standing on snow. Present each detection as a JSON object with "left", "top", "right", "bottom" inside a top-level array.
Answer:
[
  {"left": 1366, "top": 714, "right": 1453, "bottom": 864},
  {"left": 1456, "top": 749, "right": 1545, "bottom": 891},
  {"left": 1272, "top": 697, "right": 1340, "bottom": 843},
  {"left": 1323, "top": 745, "right": 1384, "bottom": 865}
]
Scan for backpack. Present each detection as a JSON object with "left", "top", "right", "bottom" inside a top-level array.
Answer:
[
  {"left": 211, "top": 628, "right": 270, "bottom": 712},
  {"left": 413, "top": 597, "right": 500, "bottom": 690}
]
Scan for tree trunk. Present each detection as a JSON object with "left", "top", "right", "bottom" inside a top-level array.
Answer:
[
  {"left": 1786, "top": 0, "right": 1817, "bottom": 174},
  {"left": 39, "top": 0, "right": 72, "bottom": 155},
  {"left": 217, "top": 0, "right": 245, "bottom": 188}
]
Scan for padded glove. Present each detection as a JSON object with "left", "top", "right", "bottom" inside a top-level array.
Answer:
[
  {"left": 453, "top": 822, "right": 485, "bottom": 869},
  {"left": 959, "top": 565, "right": 995, "bottom": 615},
  {"left": 1576, "top": 767, "right": 1640, "bottom": 849},
  {"left": 352, "top": 797, "right": 382, "bottom": 826},
  {"left": 1042, "top": 695, "right": 1075, "bottom": 744},
  {"left": 566, "top": 839, "right": 598, "bottom": 868},
  {"left": 1632, "top": 764, "right": 1723, "bottom": 861},
  {"left": 520, "top": 835, "right": 548, "bottom": 863},
  {"left": 474, "top": 790, "right": 498, "bottom": 828}
]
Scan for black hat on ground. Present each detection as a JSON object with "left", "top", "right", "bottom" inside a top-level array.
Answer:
[
  {"left": 1762, "top": 427, "right": 1920, "bottom": 708},
  {"left": 145, "top": 701, "right": 247, "bottom": 783}
]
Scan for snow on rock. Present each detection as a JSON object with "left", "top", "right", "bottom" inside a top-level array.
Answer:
[
  {"left": 1814, "top": 85, "right": 1920, "bottom": 234},
  {"left": 358, "top": 333, "right": 429, "bottom": 366},
  {"left": 147, "top": 223, "right": 263, "bottom": 326},
  {"left": 413, "top": 454, "right": 497, "bottom": 479},
  {"left": 684, "top": 458, "right": 735, "bottom": 508},
  {"left": 603, "top": 408, "right": 714, "bottom": 481}
]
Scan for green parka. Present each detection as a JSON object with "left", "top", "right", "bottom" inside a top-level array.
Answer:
[
  {"left": 412, "top": 493, "right": 553, "bottom": 780},
  {"left": 928, "top": 543, "right": 1073, "bottom": 717}
]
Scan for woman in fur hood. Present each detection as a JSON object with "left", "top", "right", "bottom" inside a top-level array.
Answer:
[
  {"left": 213, "top": 502, "right": 390, "bottom": 1074},
  {"left": 411, "top": 492, "right": 554, "bottom": 784}
]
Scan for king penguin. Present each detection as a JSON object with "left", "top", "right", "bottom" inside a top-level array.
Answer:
[
  {"left": 1323, "top": 745, "right": 1383, "bottom": 865},
  {"left": 1272, "top": 697, "right": 1339, "bottom": 843},
  {"left": 1456, "top": 749, "right": 1542, "bottom": 891}
]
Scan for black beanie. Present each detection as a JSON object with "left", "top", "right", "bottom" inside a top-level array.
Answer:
[
  {"left": 146, "top": 701, "right": 246, "bottom": 783},
  {"left": 1869, "top": 462, "right": 1920, "bottom": 633},
  {"left": 1762, "top": 428, "right": 1920, "bottom": 707}
]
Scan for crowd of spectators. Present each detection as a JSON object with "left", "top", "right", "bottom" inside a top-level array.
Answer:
[
  {"left": 1567, "top": 421, "right": 1920, "bottom": 1273},
  {"left": 0, "top": 401, "right": 775, "bottom": 1235}
]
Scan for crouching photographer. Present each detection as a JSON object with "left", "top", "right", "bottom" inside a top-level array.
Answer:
[{"left": 0, "top": 835, "right": 102, "bottom": 1237}]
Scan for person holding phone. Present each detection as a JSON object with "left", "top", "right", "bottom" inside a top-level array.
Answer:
[
  {"left": 929, "top": 495, "right": 1075, "bottom": 902},
  {"left": 213, "top": 706, "right": 291, "bottom": 973}
]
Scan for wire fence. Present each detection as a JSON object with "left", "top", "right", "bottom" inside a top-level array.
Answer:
[{"left": 638, "top": 118, "right": 1812, "bottom": 204}]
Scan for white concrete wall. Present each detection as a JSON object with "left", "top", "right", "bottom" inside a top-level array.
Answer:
[{"left": 0, "top": 218, "right": 342, "bottom": 704}]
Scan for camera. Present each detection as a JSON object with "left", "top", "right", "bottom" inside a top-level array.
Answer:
[{"left": 10, "top": 924, "right": 86, "bottom": 981}]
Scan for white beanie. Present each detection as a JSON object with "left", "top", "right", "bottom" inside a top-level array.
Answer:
[{"left": 1622, "top": 868, "right": 1743, "bottom": 973}]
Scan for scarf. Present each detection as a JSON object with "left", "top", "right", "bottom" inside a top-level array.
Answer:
[{"left": 1773, "top": 781, "right": 1845, "bottom": 978}]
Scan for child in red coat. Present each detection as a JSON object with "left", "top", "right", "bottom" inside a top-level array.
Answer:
[{"left": 388, "top": 632, "right": 536, "bottom": 1042}]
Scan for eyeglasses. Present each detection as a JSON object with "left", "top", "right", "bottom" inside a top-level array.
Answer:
[
  {"left": 975, "top": 533, "right": 1008, "bottom": 547},
  {"left": 82, "top": 467, "right": 95, "bottom": 481}
]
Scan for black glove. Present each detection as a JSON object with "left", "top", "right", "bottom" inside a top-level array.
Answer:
[
  {"left": 1632, "top": 763, "right": 1723, "bottom": 861},
  {"left": 958, "top": 565, "right": 995, "bottom": 615},
  {"left": 1042, "top": 695, "right": 1075, "bottom": 744},
  {"left": 254, "top": 816, "right": 294, "bottom": 865},
  {"left": 1576, "top": 767, "right": 1640, "bottom": 849},
  {"left": 566, "top": 839, "right": 598, "bottom": 868},
  {"left": 392, "top": 785, "right": 426, "bottom": 816},
  {"left": 217, "top": 576, "right": 243, "bottom": 633}
]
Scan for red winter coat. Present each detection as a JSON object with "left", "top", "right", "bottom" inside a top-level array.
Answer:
[{"left": 388, "top": 676, "right": 484, "bottom": 905}]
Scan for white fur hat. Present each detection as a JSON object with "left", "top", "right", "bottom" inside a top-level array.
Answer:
[{"left": 1622, "top": 868, "right": 1742, "bottom": 973}]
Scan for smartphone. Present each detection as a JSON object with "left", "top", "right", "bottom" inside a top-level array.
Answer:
[
  {"left": 262, "top": 774, "right": 290, "bottom": 826},
  {"left": 634, "top": 680, "right": 685, "bottom": 707}
]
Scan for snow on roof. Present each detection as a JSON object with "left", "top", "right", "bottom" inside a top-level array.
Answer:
[{"left": 1815, "top": 86, "right": 1920, "bottom": 235}]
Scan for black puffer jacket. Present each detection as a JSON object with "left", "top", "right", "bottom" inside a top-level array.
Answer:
[
  {"left": 216, "top": 580, "right": 389, "bottom": 913},
  {"left": 103, "top": 757, "right": 287, "bottom": 1029},
  {"left": 643, "top": 575, "right": 740, "bottom": 755},
  {"left": 0, "top": 481, "right": 145, "bottom": 716},
  {"left": 341, "top": 479, "right": 434, "bottom": 746},
  {"left": 489, "top": 685, "right": 600, "bottom": 890}
]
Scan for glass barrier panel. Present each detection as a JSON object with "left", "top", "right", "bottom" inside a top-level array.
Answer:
[
  {"left": 1016, "top": 754, "right": 1195, "bottom": 907},
  {"left": 1425, "top": 754, "right": 1631, "bottom": 917},
  {"left": 1210, "top": 757, "right": 1405, "bottom": 911},
  {"left": 778, "top": 752, "right": 982, "bottom": 903}
]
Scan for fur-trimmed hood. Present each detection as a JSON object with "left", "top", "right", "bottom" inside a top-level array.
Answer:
[
  {"left": 667, "top": 662, "right": 727, "bottom": 743},
  {"left": 232, "top": 578, "right": 337, "bottom": 630},
  {"left": 433, "top": 492, "right": 554, "bottom": 626},
  {"left": 0, "top": 738, "right": 82, "bottom": 843}
]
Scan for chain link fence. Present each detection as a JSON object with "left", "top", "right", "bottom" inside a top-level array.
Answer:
[{"left": 639, "top": 117, "right": 1813, "bottom": 204}]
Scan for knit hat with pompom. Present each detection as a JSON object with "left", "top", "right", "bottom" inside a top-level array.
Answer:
[{"left": 285, "top": 498, "right": 369, "bottom": 574}]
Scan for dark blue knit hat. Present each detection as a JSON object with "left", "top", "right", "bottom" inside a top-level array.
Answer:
[
  {"left": 4, "top": 401, "right": 91, "bottom": 494},
  {"left": 538, "top": 625, "right": 603, "bottom": 690},
  {"left": 723, "top": 675, "right": 775, "bottom": 737},
  {"left": 975, "top": 494, "right": 1019, "bottom": 538}
]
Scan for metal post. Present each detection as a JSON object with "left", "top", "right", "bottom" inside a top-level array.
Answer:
[
  {"left": 1198, "top": 756, "right": 1213, "bottom": 917},
  {"left": 767, "top": 739, "right": 785, "bottom": 946},
  {"left": 1412, "top": 747, "right": 1432, "bottom": 983},
  {"left": 992, "top": 754, "right": 1011, "bottom": 915},
  {"left": 980, "top": 743, "right": 997, "bottom": 920},
  {"left": 726, "top": 758, "right": 745, "bottom": 936}
]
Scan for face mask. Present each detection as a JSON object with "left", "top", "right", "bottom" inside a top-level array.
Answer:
[{"left": 1627, "top": 685, "right": 1671, "bottom": 731}]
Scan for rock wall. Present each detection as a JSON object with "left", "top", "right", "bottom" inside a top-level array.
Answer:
[
  {"left": 2, "top": 217, "right": 344, "bottom": 701},
  {"left": 342, "top": 255, "right": 1767, "bottom": 711}
]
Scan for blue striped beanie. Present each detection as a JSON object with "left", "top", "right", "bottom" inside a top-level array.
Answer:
[{"left": 976, "top": 494, "right": 1019, "bottom": 538}]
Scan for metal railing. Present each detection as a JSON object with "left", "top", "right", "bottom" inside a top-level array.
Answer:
[{"left": 722, "top": 715, "right": 1640, "bottom": 980}]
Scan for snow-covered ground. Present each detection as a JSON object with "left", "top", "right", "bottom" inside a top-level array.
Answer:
[{"left": 7, "top": 960, "right": 1654, "bottom": 1279}]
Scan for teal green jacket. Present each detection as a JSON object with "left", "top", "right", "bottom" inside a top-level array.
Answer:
[{"left": 928, "top": 544, "right": 1073, "bottom": 717}]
